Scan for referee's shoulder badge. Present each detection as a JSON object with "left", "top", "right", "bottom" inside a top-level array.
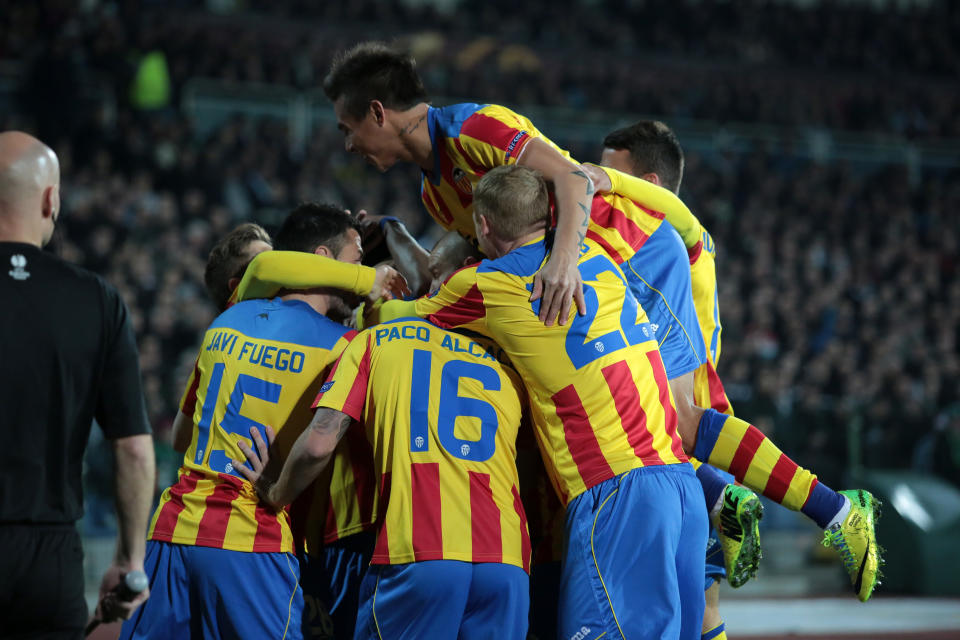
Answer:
[{"left": 8, "top": 254, "right": 29, "bottom": 281}]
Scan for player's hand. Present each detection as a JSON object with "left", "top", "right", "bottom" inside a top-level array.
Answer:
[
  {"left": 351, "top": 209, "right": 387, "bottom": 255},
  {"left": 530, "top": 248, "right": 586, "bottom": 326},
  {"left": 353, "top": 209, "right": 388, "bottom": 226},
  {"left": 580, "top": 163, "right": 612, "bottom": 193},
  {"left": 95, "top": 564, "right": 150, "bottom": 623},
  {"left": 371, "top": 264, "right": 410, "bottom": 302},
  {"left": 232, "top": 425, "right": 275, "bottom": 486}
]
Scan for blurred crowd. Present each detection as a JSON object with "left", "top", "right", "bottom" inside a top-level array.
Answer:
[
  {"left": 4, "top": 0, "right": 960, "bottom": 139},
  {"left": 2, "top": 0, "right": 958, "bottom": 530}
]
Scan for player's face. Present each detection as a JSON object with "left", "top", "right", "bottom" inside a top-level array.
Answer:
[
  {"left": 334, "top": 98, "right": 398, "bottom": 172},
  {"left": 326, "top": 228, "right": 364, "bottom": 319},
  {"left": 472, "top": 210, "right": 496, "bottom": 258},
  {"left": 334, "top": 228, "right": 364, "bottom": 265},
  {"left": 427, "top": 252, "right": 450, "bottom": 296},
  {"left": 599, "top": 147, "right": 636, "bottom": 177}
]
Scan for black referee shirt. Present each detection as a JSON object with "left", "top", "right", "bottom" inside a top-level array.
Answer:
[{"left": 0, "top": 242, "right": 151, "bottom": 524}]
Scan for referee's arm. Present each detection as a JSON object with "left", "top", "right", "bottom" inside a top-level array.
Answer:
[{"left": 95, "top": 286, "right": 156, "bottom": 620}]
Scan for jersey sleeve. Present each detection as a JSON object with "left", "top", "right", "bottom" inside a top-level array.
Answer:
[
  {"left": 363, "top": 265, "right": 488, "bottom": 333},
  {"left": 312, "top": 331, "right": 373, "bottom": 422},
  {"left": 413, "top": 265, "right": 488, "bottom": 333},
  {"left": 231, "top": 251, "right": 377, "bottom": 304},
  {"left": 179, "top": 356, "right": 202, "bottom": 417},
  {"left": 95, "top": 284, "right": 152, "bottom": 439},
  {"left": 456, "top": 105, "right": 565, "bottom": 169},
  {"left": 600, "top": 165, "right": 702, "bottom": 249}
]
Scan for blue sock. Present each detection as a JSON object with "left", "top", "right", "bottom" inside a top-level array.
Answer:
[
  {"left": 696, "top": 463, "right": 733, "bottom": 514},
  {"left": 801, "top": 481, "right": 847, "bottom": 530},
  {"left": 693, "top": 408, "right": 730, "bottom": 463}
]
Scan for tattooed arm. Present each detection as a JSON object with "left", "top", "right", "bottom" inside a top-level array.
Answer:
[
  {"left": 517, "top": 137, "right": 592, "bottom": 326},
  {"left": 252, "top": 408, "right": 353, "bottom": 511}
]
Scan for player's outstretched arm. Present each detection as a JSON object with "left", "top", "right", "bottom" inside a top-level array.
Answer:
[
  {"left": 582, "top": 163, "right": 702, "bottom": 249},
  {"left": 371, "top": 264, "right": 411, "bottom": 303},
  {"left": 358, "top": 212, "right": 432, "bottom": 297},
  {"left": 519, "top": 138, "right": 589, "bottom": 326},
  {"left": 232, "top": 251, "right": 377, "bottom": 304},
  {"left": 248, "top": 408, "right": 352, "bottom": 511},
  {"left": 98, "top": 433, "right": 155, "bottom": 622}
]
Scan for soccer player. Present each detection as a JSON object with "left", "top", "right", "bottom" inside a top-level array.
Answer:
[
  {"left": 319, "top": 39, "right": 874, "bottom": 607},
  {"left": 323, "top": 41, "right": 591, "bottom": 326},
  {"left": 590, "top": 120, "right": 882, "bottom": 606},
  {"left": 596, "top": 121, "right": 751, "bottom": 640},
  {"left": 197, "top": 218, "right": 408, "bottom": 640},
  {"left": 239, "top": 319, "right": 532, "bottom": 639},
  {"left": 203, "top": 222, "right": 272, "bottom": 312},
  {"left": 120, "top": 204, "right": 368, "bottom": 640},
  {"left": 372, "top": 165, "right": 708, "bottom": 639}
]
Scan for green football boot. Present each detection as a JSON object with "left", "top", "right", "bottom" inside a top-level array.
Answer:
[
  {"left": 715, "top": 484, "right": 764, "bottom": 588},
  {"left": 822, "top": 489, "right": 883, "bottom": 602}
]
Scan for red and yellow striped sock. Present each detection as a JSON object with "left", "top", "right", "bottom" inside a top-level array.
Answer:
[
  {"left": 702, "top": 621, "right": 726, "bottom": 640},
  {"left": 693, "top": 409, "right": 844, "bottom": 527}
]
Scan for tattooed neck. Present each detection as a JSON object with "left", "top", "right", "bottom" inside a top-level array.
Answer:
[{"left": 400, "top": 113, "right": 426, "bottom": 136}]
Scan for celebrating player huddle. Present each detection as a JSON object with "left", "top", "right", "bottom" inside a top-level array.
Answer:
[{"left": 120, "top": 43, "right": 881, "bottom": 640}]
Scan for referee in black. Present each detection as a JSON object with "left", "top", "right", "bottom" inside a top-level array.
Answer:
[{"left": 0, "top": 131, "right": 155, "bottom": 638}]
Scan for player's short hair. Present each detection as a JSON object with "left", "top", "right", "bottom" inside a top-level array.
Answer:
[
  {"left": 474, "top": 165, "right": 550, "bottom": 240},
  {"left": 603, "top": 120, "right": 684, "bottom": 193},
  {"left": 204, "top": 222, "right": 271, "bottom": 311},
  {"left": 323, "top": 42, "right": 428, "bottom": 120},
  {"left": 274, "top": 202, "right": 358, "bottom": 256},
  {"left": 431, "top": 231, "right": 482, "bottom": 275}
]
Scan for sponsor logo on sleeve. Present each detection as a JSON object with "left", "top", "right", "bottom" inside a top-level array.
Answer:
[{"left": 505, "top": 131, "right": 527, "bottom": 157}]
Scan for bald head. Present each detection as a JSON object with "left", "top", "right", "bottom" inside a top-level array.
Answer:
[
  {"left": 0, "top": 131, "right": 61, "bottom": 247},
  {"left": 427, "top": 231, "right": 482, "bottom": 294}
]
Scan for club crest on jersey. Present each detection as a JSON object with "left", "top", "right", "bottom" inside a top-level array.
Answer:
[
  {"left": 8, "top": 254, "right": 29, "bottom": 280},
  {"left": 452, "top": 167, "right": 473, "bottom": 195}
]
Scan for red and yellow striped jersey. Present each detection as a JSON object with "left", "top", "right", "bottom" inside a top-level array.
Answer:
[
  {"left": 150, "top": 297, "right": 357, "bottom": 553},
  {"left": 420, "top": 103, "right": 571, "bottom": 241},
  {"left": 599, "top": 166, "right": 732, "bottom": 414},
  {"left": 313, "top": 319, "right": 531, "bottom": 571},
  {"left": 227, "top": 252, "right": 381, "bottom": 552},
  {"left": 376, "top": 236, "right": 687, "bottom": 506},
  {"left": 687, "top": 228, "right": 732, "bottom": 414}
]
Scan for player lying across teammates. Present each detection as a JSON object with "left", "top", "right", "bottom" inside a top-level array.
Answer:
[{"left": 125, "top": 42, "right": 882, "bottom": 640}]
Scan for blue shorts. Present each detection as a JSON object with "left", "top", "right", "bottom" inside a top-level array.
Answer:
[
  {"left": 119, "top": 540, "right": 303, "bottom": 640},
  {"left": 623, "top": 223, "right": 707, "bottom": 380},
  {"left": 559, "top": 464, "right": 707, "bottom": 640},
  {"left": 355, "top": 560, "right": 529, "bottom": 640},
  {"left": 299, "top": 530, "right": 375, "bottom": 639}
]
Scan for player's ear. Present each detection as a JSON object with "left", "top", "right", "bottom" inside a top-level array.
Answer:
[
  {"left": 642, "top": 172, "right": 662, "bottom": 187},
  {"left": 461, "top": 256, "right": 478, "bottom": 268},
  {"left": 370, "top": 100, "right": 386, "bottom": 126},
  {"left": 314, "top": 245, "right": 334, "bottom": 258},
  {"left": 227, "top": 276, "right": 242, "bottom": 294},
  {"left": 477, "top": 213, "right": 491, "bottom": 238}
]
